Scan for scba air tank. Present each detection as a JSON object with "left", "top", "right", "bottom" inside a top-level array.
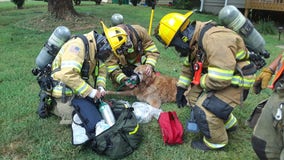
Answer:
[
  {"left": 36, "top": 26, "right": 71, "bottom": 69},
  {"left": 111, "top": 13, "right": 124, "bottom": 26},
  {"left": 218, "top": 5, "right": 269, "bottom": 57}
]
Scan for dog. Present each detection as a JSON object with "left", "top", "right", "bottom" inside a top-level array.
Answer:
[{"left": 106, "top": 65, "right": 178, "bottom": 108}]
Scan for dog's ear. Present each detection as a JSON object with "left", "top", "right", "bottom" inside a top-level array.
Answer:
[{"left": 144, "top": 72, "right": 155, "bottom": 85}]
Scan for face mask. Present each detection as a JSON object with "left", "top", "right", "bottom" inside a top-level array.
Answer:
[
  {"left": 170, "top": 33, "right": 190, "bottom": 57},
  {"left": 169, "top": 24, "right": 195, "bottom": 57},
  {"left": 96, "top": 34, "right": 112, "bottom": 62},
  {"left": 181, "top": 24, "right": 195, "bottom": 41},
  {"left": 125, "top": 37, "right": 134, "bottom": 53}
]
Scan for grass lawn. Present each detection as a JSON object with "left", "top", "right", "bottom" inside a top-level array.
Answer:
[{"left": 0, "top": 1, "right": 284, "bottom": 160}]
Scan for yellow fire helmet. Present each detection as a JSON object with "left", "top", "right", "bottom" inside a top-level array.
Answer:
[
  {"left": 155, "top": 11, "right": 193, "bottom": 47},
  {"left": 100, "top": 21, "right": 128, "bottom": 57}
]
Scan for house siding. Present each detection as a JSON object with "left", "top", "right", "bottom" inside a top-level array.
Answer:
[{"left": 203, "top": 0, "right": 245, "bottom": 15}]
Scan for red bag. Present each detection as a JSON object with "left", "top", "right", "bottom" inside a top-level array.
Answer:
[{"left": 158, "top": 111, "right": 184, "bottom": 145}]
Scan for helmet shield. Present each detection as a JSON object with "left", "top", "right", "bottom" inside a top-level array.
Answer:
[
  {"left": 154, "top": 11, "right": 193, "bottom": 47},
  {"left": 100, "top": 21, "right": 128, "bottom": 57}
]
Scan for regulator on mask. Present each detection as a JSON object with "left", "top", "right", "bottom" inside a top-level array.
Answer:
[
  {"left": 170, "top": 25, "right": 195, "bottom": 57},
  {"left": 95, "top": 33, "right": 112, "bottom": 62},
  {"left": 218, "top": 5, "right": 270, "bottom": 59},
  {"left": 35, "top": 26, "right": 71, "bottom": 70}
]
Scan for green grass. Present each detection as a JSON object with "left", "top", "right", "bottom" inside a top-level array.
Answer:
[{"left": 1, "top": 1, "right": 284, "bottom": 160}]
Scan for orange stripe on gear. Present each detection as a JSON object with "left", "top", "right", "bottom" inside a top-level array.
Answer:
[{"left": 270, "top": 61, "right": 284, "bottom": 89}]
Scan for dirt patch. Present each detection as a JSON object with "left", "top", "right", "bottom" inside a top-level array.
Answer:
[{"left": 18, "top": 13, "right": 101, "bottom": 32}]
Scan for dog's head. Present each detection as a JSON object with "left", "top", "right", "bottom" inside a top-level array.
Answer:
[{"left": 134, "top": 65, "right": 154, "bottom": 85}]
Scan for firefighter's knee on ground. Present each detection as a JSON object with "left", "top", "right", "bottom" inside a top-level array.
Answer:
[
  {"left": 193, "top": 105, "right": 210, "bottom": 138},
  {"left": 51, "top": 99, "right": 74, "bottom": 125},
  {"left": 202, "top": 94, "right": 233, "bottom": 120}
]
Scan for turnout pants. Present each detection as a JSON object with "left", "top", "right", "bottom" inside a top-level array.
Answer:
[
  {"left": 51, "top": 97, "right": 74, "bottom": 125},
  {"left": 191, "top": 86, "right": 242, "bottom": 149},
  {"left": 252, "top": 91, "right": 284, "bottom": 160}
]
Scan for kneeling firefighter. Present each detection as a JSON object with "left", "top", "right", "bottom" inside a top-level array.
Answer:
[
  {"left": 252, "top": 52, "right": 284, "bottom": 159},
  {"left": 34, "top": 21, "right": 128, "bottom": 125},
  {"left": 106, "top": 23, "right": 160, "bottom": 90},
  {"left": 154, "top": 11, "right": 256, "bottom": 150}
]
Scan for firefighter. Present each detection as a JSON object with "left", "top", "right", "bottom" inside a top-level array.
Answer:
[
  {"left": 106, "top": 23, "right": 160, "bottom": 90},
  {"left": 154, "top": 11, "right": 256, "bottom": 151},
  {"left": 47, "top": 22, "right": 128, "bottom": 125},
  {"left": 252, "top": 52, "right": 284, "bottom": 159}
]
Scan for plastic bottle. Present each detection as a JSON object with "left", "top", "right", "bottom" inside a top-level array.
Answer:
[
  {"left": 186, "top": 110, "right": 199, "bottom": 133},
  {"left": 95, "top": 120, "right": 110, "bottom": 136},
  {"left": 35, "top": 26, "right": 71, "bottom": 69},
  {"left": 99, "top": 101, "right": 116, "bottom": 126}
]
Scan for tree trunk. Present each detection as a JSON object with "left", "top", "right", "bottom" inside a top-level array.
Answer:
[{"left": 48, "top": 0, "right": 79, "bottom": 20}]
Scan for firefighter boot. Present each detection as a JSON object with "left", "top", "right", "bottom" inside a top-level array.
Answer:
[{"left": 191, "top": 139, "right": 211, "bottom": 151}]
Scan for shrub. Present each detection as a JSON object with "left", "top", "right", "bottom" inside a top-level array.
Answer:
[
  {"left": 11, "top": 0, "right": 25, "bottom": 9},
  {"left": 172, "top": 0, "right": 199, "bottom": 10},
  {"left": 130, "top": 0, "right": 141, "bottom": 6},
  {"left": 255, "top": 20, "right": 277, "bottom": 35}
]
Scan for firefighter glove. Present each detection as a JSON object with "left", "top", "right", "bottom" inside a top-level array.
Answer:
[
  {"left": 253, "top": 67, "right": 273, "bottom": 94},
  {"left": 176, "top": 86, "right": 187, "bottom": 108}
]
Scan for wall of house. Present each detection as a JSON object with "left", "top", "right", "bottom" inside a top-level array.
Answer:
[
  {"left": 202, "top": 0, "right": 245, "bottom": 15},
  {"left": 107, "top": 0, "right": 170, "bottom": 5},
  {"left": 156, "top": 0, "right": 170, "bottom": 5}
]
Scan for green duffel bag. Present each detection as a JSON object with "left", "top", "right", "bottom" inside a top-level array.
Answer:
[{"left": 91, "top": 106, "right": 142, "bottom": 159}]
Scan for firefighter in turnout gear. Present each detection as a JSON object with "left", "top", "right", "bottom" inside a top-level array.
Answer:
[
  {"left": 154, "top": 11, "right": 256, "bottom": 151},
  {"left": 47, "top": 22, "right": 127, "bottom": 125},
  {"left": 106, "top": 23, "right": 160, "bottom": 90},
  {"left": 252, "top": 52, "right": 284, "bottom": 159}
]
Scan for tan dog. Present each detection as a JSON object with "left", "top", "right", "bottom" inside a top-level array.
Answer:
[{"left": 106, "top": 65, "right": 178, "bottom": 108}]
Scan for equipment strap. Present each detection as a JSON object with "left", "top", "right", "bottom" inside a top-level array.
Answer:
[
  {"left": 198, "top": 23, "right": 215, "bottom": 52},
  {"left": 126, "top": 24, "right": 143, "bottom": 54},
  {"left": 74, "top": 34, "right": 90, "bottom": 81}
]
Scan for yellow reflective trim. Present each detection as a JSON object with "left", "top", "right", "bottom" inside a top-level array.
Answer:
[
  {"left": 97, "top": 76, "right": 106, "bottom": 85},
  {"left": 75, "top": 81, "right": 89, "bottom": 94},
  {"left": 224, "top": 114, "right": 237, "bottom": 129},
  {"left": 61, "top": 61, "right": 82, "bottom": 72},
  {"left": 235, "top": 50, "right": 246, "bottom": 60},
  {"left": 203, "top": 137, "right": 226, "bottom": 149},
  {"left": 145, "top": 45, "right": 158, "bottom": 52},
  {"left": 116, "top": 73, "right": 126, "bottom": 83},
  {"left": 99, "top": 62, "right": 105, "bottom": 68},
  {"left": 107, "top": 65, "right": 120, "bottom": 73},
  {"left": 129, "top": 124, "right": 139, "bottom": 135},
  {"left": 231, "top": 75, "right": 255, "bottom": 88},
  {"left": 52, "top": 85, "right": 73, "bottom": 96},
  {"left": 146, "top": 58, "right": 157, "bottom": 66},
  {"left": 208, "top": 67, "right": 234, "bottom": 81},
  {"left": 178, "top": 75, "right": 191, "bottom": 86},
  {"left": 200, "top": 74, "right": 207, "bottom": 89},
  {"left": 183, "top": 59, "right": 190, "bottom": 66}
]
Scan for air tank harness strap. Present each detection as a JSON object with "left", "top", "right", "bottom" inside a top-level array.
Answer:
[
  {"left": 198, "top": 23, "right": 216, "bottom": 52},
  {"left": 73, "top": 34, "right": 90, "bottom": 81}
]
